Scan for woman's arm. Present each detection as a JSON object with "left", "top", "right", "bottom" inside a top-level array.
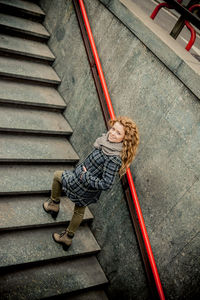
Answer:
[{"left": 80, "top": 158, "right": 120, "bottom": 190}]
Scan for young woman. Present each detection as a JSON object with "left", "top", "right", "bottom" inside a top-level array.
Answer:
[{"left": 43, "top": 116, "right": 139, "bottom": 250}]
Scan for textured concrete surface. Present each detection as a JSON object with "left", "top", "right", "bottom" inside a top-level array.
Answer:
[
  {"left": 0, "top": 13, "right": 49, "bottom": 38},
  {"left": 0, "top": 0, "right": 45, "bottom": 17},
  {"left": 0, "top": 33, "right": 55, "bottom": 61},
  {"left": 0, "top": 134, "right": 79, "bottom": 162},
  {"left": 0, "top": 164, "right": 74, "bottom": 194},
  {"left": 66, "top": 289, "right": 109, "bottom": 300},
  {"left": 0, "top": 224, "right": 100, "bottom": 268},
  {"left": 147, "top": 180, "right": 199, "bottom": 267},
  {"left": 0, "top": 195, "right": 93, "bottom": 230},
  {"left": 0, "top": 256, "right": 107, "bottom": 300},
  {"left": 161, "top": 231, "right": 200, "bottom": 300},
  {"left": 0, "top": 106, "right": 73, "bottom": 134},
  {"left": 0, "top": 56, "right": 61, "bottom": 84},
  {"left": 0, "top": 79, "right": 66, "bottom": 109},
  {"left": 109, "top": 0, "right": 200, "bottom": 99},
  {"left": 40, "top": 0, "right": 200, "bottom": 299}
]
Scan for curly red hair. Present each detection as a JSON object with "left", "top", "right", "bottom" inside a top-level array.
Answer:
[{"left": 108, "top": 116, "right": 139, "bottom": 177}]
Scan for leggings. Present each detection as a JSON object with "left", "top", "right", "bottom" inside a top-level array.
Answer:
[{"left": 51, "top": 170, "right": 86, "bottom": 236}]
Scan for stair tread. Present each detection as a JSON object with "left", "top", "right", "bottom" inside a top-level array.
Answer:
[
  {"left": 0, "top": 0, "right": 45, "bottom": 17},
  {"left": 0, "top": 134, "right": 79, "bottom": 162},
  {"left": 0, "top": 13, "right": 49, "bottom": 38},
  {"left": 0, "top": 106, "right": 73, "bottom": 134},
  {"left": 0, "top": 224, "right": 101, "bottom": 268},
  {"left": 0, "top": 164, "right": 75, "bottom": 194},
  {"left": 67, "top": 289, "right": 109, "bottom": 300},
  {"left": 0, "top": 56, "right": 61, "bottom": 83},
  {"left": 0, "top": 195, "right": 93, "bottom": 230},
  {"left": 0, "top": 256, "right": 108, "bottom": 300},
  {"left": 0, "top": 79, "right": 66, "bottom": 109},
  {"left": 0, "top": 33, "right": 55, "bottom": 60}
]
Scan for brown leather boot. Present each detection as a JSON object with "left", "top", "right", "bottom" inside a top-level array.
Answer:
[
  {"left": 43, "top": 198, "right": 60, "bottom": 219},
  {"left": 52, "top": 230, "right": 74, "bottom": 250}
]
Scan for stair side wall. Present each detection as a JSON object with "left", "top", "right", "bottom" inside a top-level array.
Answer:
[{"left": 39, "top": 0, "right": 200, "bottom": 299}]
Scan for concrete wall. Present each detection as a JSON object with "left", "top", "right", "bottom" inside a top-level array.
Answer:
[{"left": 39, "top": 0, "right": 200, "bottom": 299}]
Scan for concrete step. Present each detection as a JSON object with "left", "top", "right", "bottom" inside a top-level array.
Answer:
[
  {"left": 0, "top": 224, "right": 101, "bottom": 268},
  {"left": 0, "top": 56, "right": 61, "bottom": 84},
  {"left": 0, "top": 195, "right": 93, "bottom": 231},
  {"left": 0, "top": 164, "right": 75, "bottom": 195},
  {"left": 67, "top": 289, "right": 109, "bottom": 300},
  {"left": 0, "top": 256, "right": 108, "bottom": 300},
  {"left": 0, "top": 106, "right": 73, "bottom": 135},
  {"left": 0, "top": 34, "right": 55, "bottom": 61},
  {"left": 0, "top": 0, "right": 45, "bottom": 19},
  {"left": 0, "top": 79, "right": 66, "bottom": 110},
  {"left": 0, "top": 134, "right": 79, "bottom": 162},
  {"left": 0, "top": 13, "right": 50, "bottom": 39}
]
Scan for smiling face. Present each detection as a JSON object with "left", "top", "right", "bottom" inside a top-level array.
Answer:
[{"left": 108, "top": 121, "right": 125, "bottom": 143}]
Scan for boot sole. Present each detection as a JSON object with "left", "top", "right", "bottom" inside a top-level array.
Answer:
[
  {"left": 52, "top": 233, "right": 71, "bottom": 251},
  {"left": 42, "top": 203, "right": 59, "bottom": 220}
]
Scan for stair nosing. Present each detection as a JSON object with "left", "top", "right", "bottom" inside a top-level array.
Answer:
[
  {"left": 0, "top": 219, "right": 93, "bottom": 232},
  {"left": 0, "top": 215, "right": 93, "bottom": 232},
  {"left": 0, "top": 71, "right": 61, "bottom": 84},
  {"left": 0, "top": 46, "right": 55, "bottom": 61},
  {"left": 0, "top": 127, "right": 73, "bottom": 135},
  {"left": 0, "top": 23, "right": 50, "bottom": 39},
  {"left": 0, "top": 189, "right": 50, "bottom": 196},
  {"left": 0, "top": 0, "right": 46, "bottom": 18},
  {"left": 0, "top": 56, "right": 61, "bottom": 84},
  {"left": 0, "top": 33, "right": 55, "bottom": 61},
  {"left": 0, "top": 158, "right": 79, "bottom": 162},
  {"left": 0, "top": 99, "right": 66, "bottom": 110}
]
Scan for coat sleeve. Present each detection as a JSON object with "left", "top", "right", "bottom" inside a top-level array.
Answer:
[{"left": 80, "top": 157, "right": 121, "bottom": 190}]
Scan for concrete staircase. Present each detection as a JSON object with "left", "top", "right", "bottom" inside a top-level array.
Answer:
[{"left": 0, "top": 1, "right": 108, "bottom": 299}]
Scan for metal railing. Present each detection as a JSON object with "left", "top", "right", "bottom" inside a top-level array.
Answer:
[
  {"left": 151, "top": 0, "right": 200, "bottom": 51},
  {"left": 73, "top": 0, "right": 165, "bottom": 299}
]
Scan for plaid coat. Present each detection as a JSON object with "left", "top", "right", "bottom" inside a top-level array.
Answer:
[{"left": 61, "top": 148, "right": 122, "bottom": 207}]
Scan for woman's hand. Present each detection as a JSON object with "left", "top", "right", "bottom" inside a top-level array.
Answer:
[
  {"left": 80, "top": 166, "right": 87, "bottom": 180},
  {"left": 83, "top": 166, "right": 87, "bottom": 172}
]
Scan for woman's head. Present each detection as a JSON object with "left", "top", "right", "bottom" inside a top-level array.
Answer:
[
  {"left": 108, "top": 121, "right": 125, "bottom": 143},
  {"left": 108, "top": 116, "right": 139, "bottom": 177}
]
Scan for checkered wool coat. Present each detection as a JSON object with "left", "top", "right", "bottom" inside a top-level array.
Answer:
[{"left": 61, "top": 148, "right": 122, "bottom": 207}]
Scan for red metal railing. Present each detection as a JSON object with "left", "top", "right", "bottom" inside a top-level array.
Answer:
[
  {"left": 78, "top": 1, "right": 165, "bottom": 299},
  {"left": 150, "top": 0, "right": 183, "bottom": 19},
  {"left": 150, "top": 0, "right": 200, "bottom": 51},
  {"left": 185, "top": 4, "right": 200, "bottom": 50}
]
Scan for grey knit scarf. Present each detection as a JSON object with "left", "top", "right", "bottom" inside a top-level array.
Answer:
[{"left": 93, "top": 132, "right": 123, "bottom": 157}]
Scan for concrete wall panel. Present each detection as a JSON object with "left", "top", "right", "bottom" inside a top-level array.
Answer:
[{"left": 40, "top": 0, "right": 200, "bottom": 299}]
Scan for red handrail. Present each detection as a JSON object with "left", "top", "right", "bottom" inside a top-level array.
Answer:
[
  {"left": 78, "top": 1, "right": 165, "bottom": 299},
  {"left": 150, "top": 0, "right": 183, "bottom": 19},
  {"left": 185, "top": 4, "right": 200, "bottom": 50},
  {"left": 185, "top": 20, "right": 196, "bottom": 50},
  {"left": 78, "top": 0, "right": 114, "bottom": 120},
  {"left": 150, "top": 2, "right": 171, "bottom": 19},
  {"left": 150, "top": 1, "right": 199, "bottom": 52}
]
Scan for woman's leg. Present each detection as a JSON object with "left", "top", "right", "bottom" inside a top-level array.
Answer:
[
  {"left": 51, "top": 170, "right": 64, "bottom": 202},
  {"left": 53, "top": 204, "right": 86, "bottom": 249},
  {"left": 43, "top": 170, "right": 64, "bottom": 216},
  {"left": 66, "top": 205, "right": 86, "bottom": 237}
]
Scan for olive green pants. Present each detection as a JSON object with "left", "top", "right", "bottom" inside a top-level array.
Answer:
[{"left": 51, "top": 171, "right": 86, "bottom": 236}]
